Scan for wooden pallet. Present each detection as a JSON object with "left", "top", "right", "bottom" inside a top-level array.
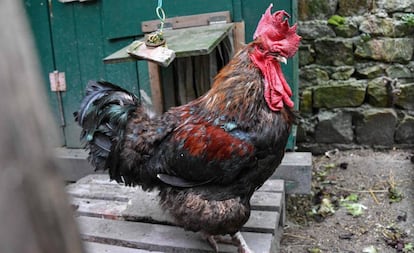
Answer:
[{"left": 67, "top": 174, "right": 285, "bottom": 253}]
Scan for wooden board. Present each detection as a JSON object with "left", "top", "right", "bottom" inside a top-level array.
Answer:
[
  {"left": 104, "top": 23, "right": 234, "bottom": 64},
  {"left": 141, "top": 11, "right": 231, "bottom": 33},
  {"left": 67, "top": 174, "right": 285, "bottom": 253}
]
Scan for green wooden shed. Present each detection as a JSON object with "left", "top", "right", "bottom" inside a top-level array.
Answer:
[{"left": 23, "top": 0, "right": 299, "bottom": 149}]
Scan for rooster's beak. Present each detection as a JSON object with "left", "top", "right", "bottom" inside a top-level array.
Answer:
[{"left": 275, "top": 55, "right": 287, "bottom": 64}]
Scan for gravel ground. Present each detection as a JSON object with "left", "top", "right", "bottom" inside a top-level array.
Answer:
[{"left": 279, "top": 149, "right": 414, "bottom": 253}]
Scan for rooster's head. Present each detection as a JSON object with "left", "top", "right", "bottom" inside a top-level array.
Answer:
[
  {"left": 249, "top": 4, "right": 301, "bottom": 111},
  {"left": 253, "top": 4, "right": 301, "bottom": 63}
]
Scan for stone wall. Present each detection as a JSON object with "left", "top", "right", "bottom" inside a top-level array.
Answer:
[{"left": 296, "top": 0, "right": 414, "bottom": 153}]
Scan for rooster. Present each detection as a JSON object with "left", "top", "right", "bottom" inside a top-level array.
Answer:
[{"left": 75, "top": 4, "right": 300, "bottom": 253}]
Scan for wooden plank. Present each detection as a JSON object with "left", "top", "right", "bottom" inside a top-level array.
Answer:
[
  {"left": 127, "top": 41, "right": 176, "bottom": 67},
  {"left": 77, "top": 216, "right": 273, "bottom": 253},
  {"left": 232, "top": 21, "right": 246, "bottom": 54},
  {"left": 66, "top": 183, "right": 137, "bottom": 201},
  {"left": 104, "top": 23, "right": 234, "bottom": 64},
  {"left": 71, "top": 196, "right": 278, "bottom": 234},
  {"left": 160, "top": 65, "right": 177, "bottom": 109},
  {"left": 84, "top": 242, "right": 160, "bottom": 253},
  {"left": 141, "top": 11, "right": 231, "bottom": 32},
  {"left": 148, "top": 62, "right": 164, "bottom": 114}
]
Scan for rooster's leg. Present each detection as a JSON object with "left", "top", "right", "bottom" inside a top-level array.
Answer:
[
  {"left": 231, "top": 232, "right": 254, "bottom": 253},
  {"left": 201, "top": 232, "right": 219, "bottom": 253}
]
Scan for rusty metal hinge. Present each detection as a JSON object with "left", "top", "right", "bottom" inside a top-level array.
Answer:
[{"left": 49, "top": 70, "right": 66, "bottom": 92}]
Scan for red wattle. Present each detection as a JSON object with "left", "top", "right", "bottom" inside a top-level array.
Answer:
[{"left": 249, "top": 50, "right": 294, "bottom": 111}]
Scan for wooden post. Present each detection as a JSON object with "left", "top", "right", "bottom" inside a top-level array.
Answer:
[
  {"left": 0, "top": 1, "right": 84, "bottom": 253},
  {"left": 148, "top": 62, "right": 164, "bottom": 114},
  {"left": 233, "top": 21, "right": 246, "bottom": 54}
]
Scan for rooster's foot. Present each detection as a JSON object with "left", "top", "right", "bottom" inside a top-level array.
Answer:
[
  {"left": 201, "top": 232, "right": 254, "bottom": 253},
  {"left": 201, "top": 232, "right": 220, "bottom": 252}
]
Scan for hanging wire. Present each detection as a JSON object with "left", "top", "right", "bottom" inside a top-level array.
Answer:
[
  {"left": 145, "top": 0, "right": 167, "bottom": 47},
  {"left": 156, "top": 0, "right": 166, "bottom": 33}
]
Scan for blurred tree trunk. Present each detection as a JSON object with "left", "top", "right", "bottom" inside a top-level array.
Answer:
[{"left": 0, "top": 1, "right": 85, "bottom": 253}]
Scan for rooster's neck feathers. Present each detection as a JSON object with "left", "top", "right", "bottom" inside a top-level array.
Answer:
[{"left": 197, "top": 47, "right": 266, "bottom": 121}]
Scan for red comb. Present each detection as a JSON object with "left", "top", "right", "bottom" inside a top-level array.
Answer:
[{"left": 253, "top": 4, "right": 301, "bottom": 58}]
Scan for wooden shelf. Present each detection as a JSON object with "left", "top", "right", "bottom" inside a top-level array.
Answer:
[{"left": 103, "top": 23, "right": 234, "bottom": 64}]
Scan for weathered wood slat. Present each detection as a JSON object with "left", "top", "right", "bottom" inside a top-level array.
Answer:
[
  {"left": 71, "top": 197, "right": 279, "bottom": 234},
  {"left": 103, "top": 23, "right": 234, "bottom": 63},
  {"left": 78, "top": 216, "right": 273, "bottom": 253},
  {"left": 141, "top": 11, "right": 231, "bottom": 33},
  {"left": 84, "top": 242, "right": 161, "bottom": 253}
]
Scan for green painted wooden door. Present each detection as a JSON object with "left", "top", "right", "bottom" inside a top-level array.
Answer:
[
  {"left": 24, "top": 0, "right": 298, "bottom": 149},
  {"left": 24, "top": 0, "right": 148, "bottom": 148}
]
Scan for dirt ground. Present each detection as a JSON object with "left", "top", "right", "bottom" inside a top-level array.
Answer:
[{"left": 279, "top": 149, "right": 414, "bottom": 253}]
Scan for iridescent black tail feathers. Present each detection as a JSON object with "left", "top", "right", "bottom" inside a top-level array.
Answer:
[{"left": 74, "top": 81, "right": 139, "bottom": 171}]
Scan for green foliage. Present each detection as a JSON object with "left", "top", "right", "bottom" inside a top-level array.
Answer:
[
  {"left": 403, "top": 243, "right": 414, "bottom": 253},
  {"left": 328, "top": 15, "right": 346, "bottom": 27},
  {"left": 342, "top": 193, "right": 358, "bottom": 202},
  {"left": 308, "top": 247, "right": 322, "bottom": 253},
  {"left": 340, "top": 193, "right": 367, "bottom": 217},
  {"left": 402, "top": 13, "right": 414, "bottom": 27},
  {"left": 342, "top": 202, "right": 367, "bottom": 216}
]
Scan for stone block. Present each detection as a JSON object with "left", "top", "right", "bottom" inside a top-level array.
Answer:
[
  {"left": 299, "top": 44, "right": 315, "bottom": 67},
  {"left": 367, "top": 77, "right": 389, "bottom": 107},
  {"left": 299, "top": 65, "right": 330, "bottom": 86},
  {"left": 356, "top": 63, "right": 385, "bottom": 79},
  {"left": 377, "top": 0, "right": 414, "bottom": 12},
  {"left": 299, "top": 88, "right": 313, "bottom": 113},
  {"left": 273, "top": 152, "right": 313, "bottom": 194},
  {"left": 355, "top": 38, "right": 414, "bottom": 63},
  {"left": 355, "top": 108, "right": 397, "bottom": 145},
  {"left": 386, "top": 63, "right": 414, "bottom": 79},
  {"left": 330, "top": 17, "right": 360, "bottom": 38},
  {"left": 359, "top": 16, "right": 409, "bottom": 37},
  {"left": 338, "top": 0, "right": 374, "bottom": 16},
  {"left": 315, "top": 110, "right": 353, "bottom": 143},
  {"left": 331, "top": 66, "right": 355, "bottom": 80},
  {"left": 298, "top": 0, "right": 338, "bottom": 21},
  {"left": 298, "top": 20, "right": 335, "bottom": 40},
  {"left": 313, "top": 79, "right": 367, "bottom": 108},
  {"left": 395, "top": 83, "right": 414, "bottom": 110},
  {"left": 395, "top": 114, "right": 414, "bottom": 144},
  {"left": 315, "top": 38, "right": 354, "bottom": 66}
]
